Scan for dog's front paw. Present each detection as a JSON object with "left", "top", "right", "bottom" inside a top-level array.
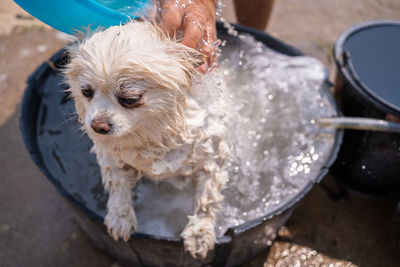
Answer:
[
  {"left": 105, "top": 204, "right": 137, "bottom": 242},
  {"left": 181, "top": 216, "right": 216, "bottom": 259}
]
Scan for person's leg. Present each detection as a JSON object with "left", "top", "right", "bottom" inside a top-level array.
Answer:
[{"left": 233, "top": 0, "right": 275, "bottom": 31}]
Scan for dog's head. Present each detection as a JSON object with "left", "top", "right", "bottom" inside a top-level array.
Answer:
[{"left": 64, "top": 22, "right": 204, "bottom": 147}]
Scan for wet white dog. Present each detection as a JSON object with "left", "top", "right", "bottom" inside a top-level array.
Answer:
[{"left": 64, "top": 21, "right": 229, "bottom": 259}]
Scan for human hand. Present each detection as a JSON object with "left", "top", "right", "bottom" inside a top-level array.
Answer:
[{"left": 159, "top": 0, "right": 218, "bottom": 73}]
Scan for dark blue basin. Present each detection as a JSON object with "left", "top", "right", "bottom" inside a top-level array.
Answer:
[{"left": 20, "top": 22, "right": 343, "bottom": 266}]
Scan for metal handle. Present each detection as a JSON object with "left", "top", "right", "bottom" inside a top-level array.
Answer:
[{"left": 317, "top": 117, "right": 400, "bottom": 133}]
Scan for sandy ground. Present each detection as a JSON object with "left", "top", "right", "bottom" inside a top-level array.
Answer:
[{"left": 0, "top": 0, "right": 400, "bottom": 266}]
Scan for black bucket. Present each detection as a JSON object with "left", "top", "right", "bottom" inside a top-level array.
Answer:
[
  {"left": 20, "top": 22, "right": 342, "bottom": 266},
  {"left": 331, "top": 20, "right": 400, "bottom": 195}
]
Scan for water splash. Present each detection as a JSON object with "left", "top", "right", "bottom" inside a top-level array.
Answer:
[{"left": 213, "top": 34, "right": 336, "bottom": 236}]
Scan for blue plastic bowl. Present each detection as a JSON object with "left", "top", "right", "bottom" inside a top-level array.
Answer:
[{"left": 14, "top": 0, "right": 150, "bottom": 34}]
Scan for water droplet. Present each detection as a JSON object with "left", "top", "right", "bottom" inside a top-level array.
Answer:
[
  {"left": 304, "top": 165, "right": 310, "bottom": 174},
  {"left": 311, "top": 250, "right": 317, "bottom": 256},
  {"left": 297, "top": 165, "right": 304, "bottom": 172},
  {"left": 282, "top": 249, "right": 289, "bottom": 257},
  {"left": 233, "top": 166, "right": 239, "bottom": 173},
  {"left": 290, "top": 162, "right": 298, "bottom": 171},
  {"left": 297, "top": 140, "right": 307, "bottom": 150}
]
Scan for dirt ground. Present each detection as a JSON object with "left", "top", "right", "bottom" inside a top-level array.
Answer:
[{"left": 0, "top": 0, "right": 400, "bottom": 266}]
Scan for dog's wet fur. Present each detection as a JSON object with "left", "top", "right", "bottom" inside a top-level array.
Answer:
[{"left": 64, "top": 21, "right": 229, "bottom": 259}]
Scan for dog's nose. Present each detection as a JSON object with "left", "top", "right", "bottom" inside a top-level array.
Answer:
[{"left": 90, "top": 119, "right": 111, "bottom": 134}]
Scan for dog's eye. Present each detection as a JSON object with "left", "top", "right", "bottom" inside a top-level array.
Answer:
[
  {"left": 118, "top": 94, "right": 143, "bottom": 108},
  {"left": 81, "top": 85, "right": 94, "bottom": 99}
]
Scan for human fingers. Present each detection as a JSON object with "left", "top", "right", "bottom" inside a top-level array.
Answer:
[
  {"left": 181, "top": 9, "right": 206, "bottom": 49},
  {"left": 159, "top": 0, "right": 185, "bottom": 38},
  {"left": 196, "top": 19, "right": 218, "bottom": 72}
]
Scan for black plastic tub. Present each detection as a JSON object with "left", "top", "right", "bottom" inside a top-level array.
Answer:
[
  {"left": 20, "top": 22, "right": 342, "bottom": 266},
  {"left": 331, "top": 21, "right": 400, "bottom": 195}
]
